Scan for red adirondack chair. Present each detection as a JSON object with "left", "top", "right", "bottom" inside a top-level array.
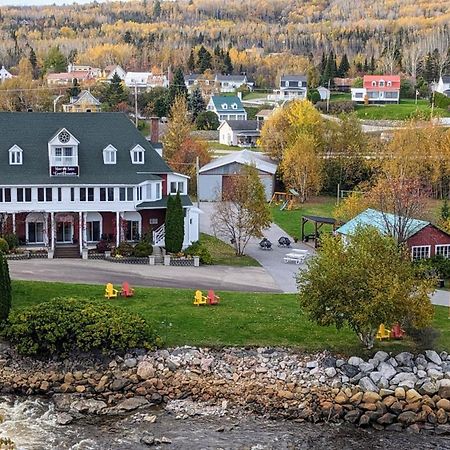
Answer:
[
  {"left": 121, "top": 281, "right": 135, "bottom": 297},
  {"left": 391, "top": 323, "right": 406, "bottom": 339},
  {"left": 207, "top": 289, "right": 220, "bottom": 305}
]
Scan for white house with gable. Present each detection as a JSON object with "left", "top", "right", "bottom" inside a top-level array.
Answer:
[{"left": 0, "top": 66, "right": 13, "bottom": 83}]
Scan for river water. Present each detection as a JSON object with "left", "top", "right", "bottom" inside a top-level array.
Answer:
[{"left": 1, "top": 397, "right": 450, "bottom": 450}]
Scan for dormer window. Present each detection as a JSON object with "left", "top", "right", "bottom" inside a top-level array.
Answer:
[
  {"left": 372, "top": 81, "right": 377, "bottom": 87},
  {"left": 221, "top": 104, "right": 228, "bottom": 109},
  {"left": 379, "top": 80, "right": 385, "bottom": 87},
  {"left": 387, "top": 81, "right": 392, "bottom": 87},
  {"left": 48, "top": 128, "right": 79, "bottom": 176},
  {"left": 130, "top": 145, "right": 145, "bottom": 164},
  {"left": 231, "top": 103, "right": 237, "bottom": 109},
  {"left": 103, "top": 145, "right": 117, "bottom": 164},
  {"left": 9, "top": 145, "right": 23, "bottom": 165}
]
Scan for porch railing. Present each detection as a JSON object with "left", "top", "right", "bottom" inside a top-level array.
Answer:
[{"left": 152, "top": 223, "right": 165, "bottom": 247}]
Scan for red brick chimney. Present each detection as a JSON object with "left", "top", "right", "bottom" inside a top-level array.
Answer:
[{"left": 150, "top": 117, "right": 159, "bottom": 143}]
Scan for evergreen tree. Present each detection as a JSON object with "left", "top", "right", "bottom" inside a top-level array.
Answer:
[
  {"left": 319, "top": 52, "right": 327, "bottom": 74},
  {"left": 44, "top": 46, "right": 67, "bottom": 73},
  {"left": 363, "top": 58, "right": 369, "bottom": 73},
  {"left": 187, "top": 49, "right": 195, "bottom": 72},
  {"left": 164, "top": 192, "right": 184, "bottom": 253},
  {"left": 153, "top": 0, "right": 161, "bottom": 18},
  {"left": 29, "top": 47, "right": 38, "bottom": 79},
  {"left": 67, "top": 78, "right": 81, "bottom": 98},
  {"left": 68, "top": 49, "right": 78, "bottom": 64},
  {"left": 102, "top": 73, "right": 128, "bottom": 110},
  {"left": 370, "top": 55, "right": 376, "bottom": 74},
  {"left": 224, "top": 51, "right": 233, "bottom": 74},
  {"left": 0, "top": 254, "right": 11, "bottom": 322},
  {"left": 322, "top": 51, "right": 336, "bottom": 87},
  {"left": 188, "top": 86, "right": 206, "bottom": 119},
  {"left": 167, "top": 67, "right": 188, "bottom": 109},
  {"left": 442, "top": 199, "right": 450, "bottom": 221},
  {"left": 337, "top": 54, "right": 350, "bottom": 77},
  {"left": 197, "top": 45, "right": 212, "bottom": 73}
]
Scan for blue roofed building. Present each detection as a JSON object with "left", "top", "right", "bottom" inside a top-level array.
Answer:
[
  {"left": 336, "top": 208, "right": 450, "bottom": 260},
  {"left": 206, "top": 95, "right": 247, "bottom": 123}
]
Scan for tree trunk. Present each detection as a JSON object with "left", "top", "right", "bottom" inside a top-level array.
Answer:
[{"left": 357, "top": 330, "right": 376, "bottom": 349}]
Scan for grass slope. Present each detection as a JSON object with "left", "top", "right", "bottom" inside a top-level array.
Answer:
[
  {"left": 200, "top": 233, "right": 259, "bottom": 267},
  {"left": 10, "top": 280, "right": 449, "bottom": 356}
]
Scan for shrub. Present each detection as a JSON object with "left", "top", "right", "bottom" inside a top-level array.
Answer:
[
  {"left": 2, "top": 234, "right": 19, "bottom": 251},
  {"left": 184, "top": 241, "right": 212, "bottom": 264},
  {"left": 195, "top": 111, "right": 219, "bottom": 130},
  {"left": 4, "top": 297, "right": 160, "bottom": 356},
  {"left": 307, "top": 89, "right": 321, "bottom": 104},
  {"left": 133, "top": 240, "right": 153, "bottom": 257},
  {"left": 96, "top": 239, "right": 111, "bottom": 254},
  {"left": 407, "top": 326, "right": 441, "bottom": 351},
  {"left": 434, "top": 92, "right": 450, "bottom": 110},
  {"left": 113, "top": 241, "right": 134, "bottom": 257},
  {"left": 316, "top": 101, "right": 355, "bottom": 114},
  {"left": 165, "top": 193, "right": 184, "bottom": 253},
  {"left": 0, "top": 239, "right": 9, "bottom": 254},
  {"left": 0, "top": 254, "right": 11, "bottom": 322}
]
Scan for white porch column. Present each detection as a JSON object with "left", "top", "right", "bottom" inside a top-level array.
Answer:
[
  {"left": 44, "top": 213, "right": 49, "bottom": 246},
  {"left": 12, "top": 213, "right": 16, "bottom": 234},
  {"left": 78, "top": 212, "right": 83, "bottom": 254},
  {"left": 82, "top": 212, "right": 87, "bottom": 247},
  {"left": 116, "top": 211, "right": 120, "bottom": 247},
  {"left": 50, "top": 212, "right": 55, "bottom": 251}
]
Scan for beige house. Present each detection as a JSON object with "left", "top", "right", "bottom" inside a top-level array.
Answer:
[{"left": 62, "top": 91, "right": 101, "bottom": 113}]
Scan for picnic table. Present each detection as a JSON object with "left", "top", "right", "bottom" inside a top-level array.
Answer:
[{"left": 283, "top": 249, "right": 310, "bottom": 264}]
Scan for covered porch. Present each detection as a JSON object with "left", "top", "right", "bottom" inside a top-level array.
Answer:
[{"left": 301, "top": 214, "right": 337, "bottom": 249}]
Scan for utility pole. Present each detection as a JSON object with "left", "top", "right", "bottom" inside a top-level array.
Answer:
[
  {"left": 196, "top": 155, "right": 200, "bottom": 239},
  {"left": 134, "top": 82, "right": 138, "bottom": 128},
  {"left": 431, "top": 89, "right": 435, "bottom": 121}
]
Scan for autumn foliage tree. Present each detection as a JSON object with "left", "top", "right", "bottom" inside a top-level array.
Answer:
[
  {"left": 298, "top": 227, "right": 434, "bottom": 349},
  {"left": 211, "top": 165, "right": 271, "bottom": 256}
]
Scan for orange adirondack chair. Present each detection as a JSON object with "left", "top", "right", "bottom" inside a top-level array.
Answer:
[
  {"left": 193, "top": 290, "right": 207, "bottom": 306},
  {"left": 105, "top": 283, "right": 118, "bottom": 299},
  {"left": 121, "top": 282, "right": 135, "bottom": 297},
  {"left": 391, "top": 323, "right": 406, "bottom": 339},
  {"left": 207, "top": 289, "right": 220, "bottom": 305}
]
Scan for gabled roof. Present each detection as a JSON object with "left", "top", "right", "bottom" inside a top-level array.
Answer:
[
  {"left": 219, "top": 120, "right": 258, "bottom": 131},
  {"left": 209, "top": 96, "right": 245, "bottom": 112},
  {"left": 47, "top": 71, "right": 93, "bottom": 80},
  {"left": 136, "top": 195, "right": 193, "bottom": 210},
  {"left": 281, "top": 74, "right": 307, "bottom": 82},
  {"left": 363, "top": 75, "right": 400, "bottom": 89},
  {"left": 68, "top": 90, "right": 101, "bottom": 106},
  {"left": 216, "top": 74, "right": 247, "bottom": 82},
  {"left": 336, "top": 208, "right": 429, "bottom": 240},
  {"left": 199, "top": 149, "right": 277, "bottom": 175},
  {"left": 184, "top": 73, "right": 201, "bottom": 81},
  {"left": 0, "top": 113, "right": 172, "bottom": 185}
]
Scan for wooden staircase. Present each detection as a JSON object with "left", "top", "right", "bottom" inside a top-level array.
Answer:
[{"left": 54, "top": 244, "right": 81, "bottom": 259}]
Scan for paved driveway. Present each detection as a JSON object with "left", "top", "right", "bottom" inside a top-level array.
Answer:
[
  {"left": 8, "top": 259, "right": 280, "bottom": 293},
  {"left": 200, "top": 202, "right": 314, "bottom": 293}
]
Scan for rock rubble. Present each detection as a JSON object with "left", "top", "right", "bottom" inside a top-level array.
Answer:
[{"left": 1, "top": 343, "right": 450, "bottom": 433}]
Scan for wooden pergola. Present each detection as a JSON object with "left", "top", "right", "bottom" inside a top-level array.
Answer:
[{"left": 301, "top": 215, "right": 337, "bottom": 248}]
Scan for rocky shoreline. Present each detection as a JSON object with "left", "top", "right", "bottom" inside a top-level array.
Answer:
[{"left": 1, "top": 343, "right": 450, "bottom": 436}]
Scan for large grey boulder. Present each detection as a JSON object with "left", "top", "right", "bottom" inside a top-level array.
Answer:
[
  {"left": 377, "top": 362, "right": 397, "bottom": 380},
  {"left": 425, "top": 350, "right": 442, "bottom": 365},
  {"left": 359, "top": 376, "right": 378, "bottom": 392},
  {"left": 395, "top": 352, "right": 414, "bottom": 367}
]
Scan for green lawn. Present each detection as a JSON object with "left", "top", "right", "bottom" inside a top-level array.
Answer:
[
  {"left": 330, "top": 92, "right": 351, "bottom": 101},
  {"left": 200, "top": 233, "right": 259, "bottom": 267},
  {"left": 10, "top": 280, "right": 450, "bottom": 355},
  {"left": 207, "top": 141, "right": 241, "bottom": 151},
  {"left": 355, "top": 99, "right": 450, "bottom": 120},
  {"left": 271, "top": 196, "right": 337, "bottom": 240},
  {"left": 243, "top": 92, "right": 269, "bottom": 101}
]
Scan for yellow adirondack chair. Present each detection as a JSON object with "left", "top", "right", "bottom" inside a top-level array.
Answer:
[
  {"left": 376, "top": 323, "right": 391, "bottom": 341},
  {"left": 105, "top": 283, "right": 118, "bottom": 299},
  {"left": 193, "top": 290, "right": 207, "bottom": 306}
]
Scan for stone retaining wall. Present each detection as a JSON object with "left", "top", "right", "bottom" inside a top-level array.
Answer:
[{"left": 1, "top": 345, "right": 449, "bottom": 434}]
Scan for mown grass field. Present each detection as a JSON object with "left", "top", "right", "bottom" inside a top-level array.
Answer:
[
  {"left": 354, "top": 99, "right": 450, "bottom": 120},
  {"left": 270, "top": 196, "right": 337, "bottom": 240},
  {"left": 10, "top": 280, "right": 450, "bottom": 356}
]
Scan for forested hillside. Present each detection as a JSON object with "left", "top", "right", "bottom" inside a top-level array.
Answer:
[{"left": 0, "top": 0, "right": 448, "bottom": 86}]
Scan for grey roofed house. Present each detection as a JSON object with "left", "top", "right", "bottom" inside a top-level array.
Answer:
[
  {"left": 281, "top": 74, "right": 307, "bottom": 82},
  {"left": 0, "top": 112, "right": 171, "bottom": 185},
  {"left": 224, "top": 120, "right": 259, "bottom": 131},
  {"left": 198, "top": 149, "right": 277, "bottom": 201},
  {"left": 215, "top": 74, "right": 247, "bottom": 82}
]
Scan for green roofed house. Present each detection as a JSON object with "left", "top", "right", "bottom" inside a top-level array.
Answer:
[
  {"left": 206, "top": 95, "right": 247, "bottom": 123},
  {"left": 0, "top": 112, "right": 200, "bottom": 257},
  {"left": 336, "top": 208, "right": 450, "bottom": 261}
]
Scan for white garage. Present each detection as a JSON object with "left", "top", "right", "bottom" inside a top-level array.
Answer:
[{"left": 198, "top": 149, "right": 277, "bottom": 202}]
